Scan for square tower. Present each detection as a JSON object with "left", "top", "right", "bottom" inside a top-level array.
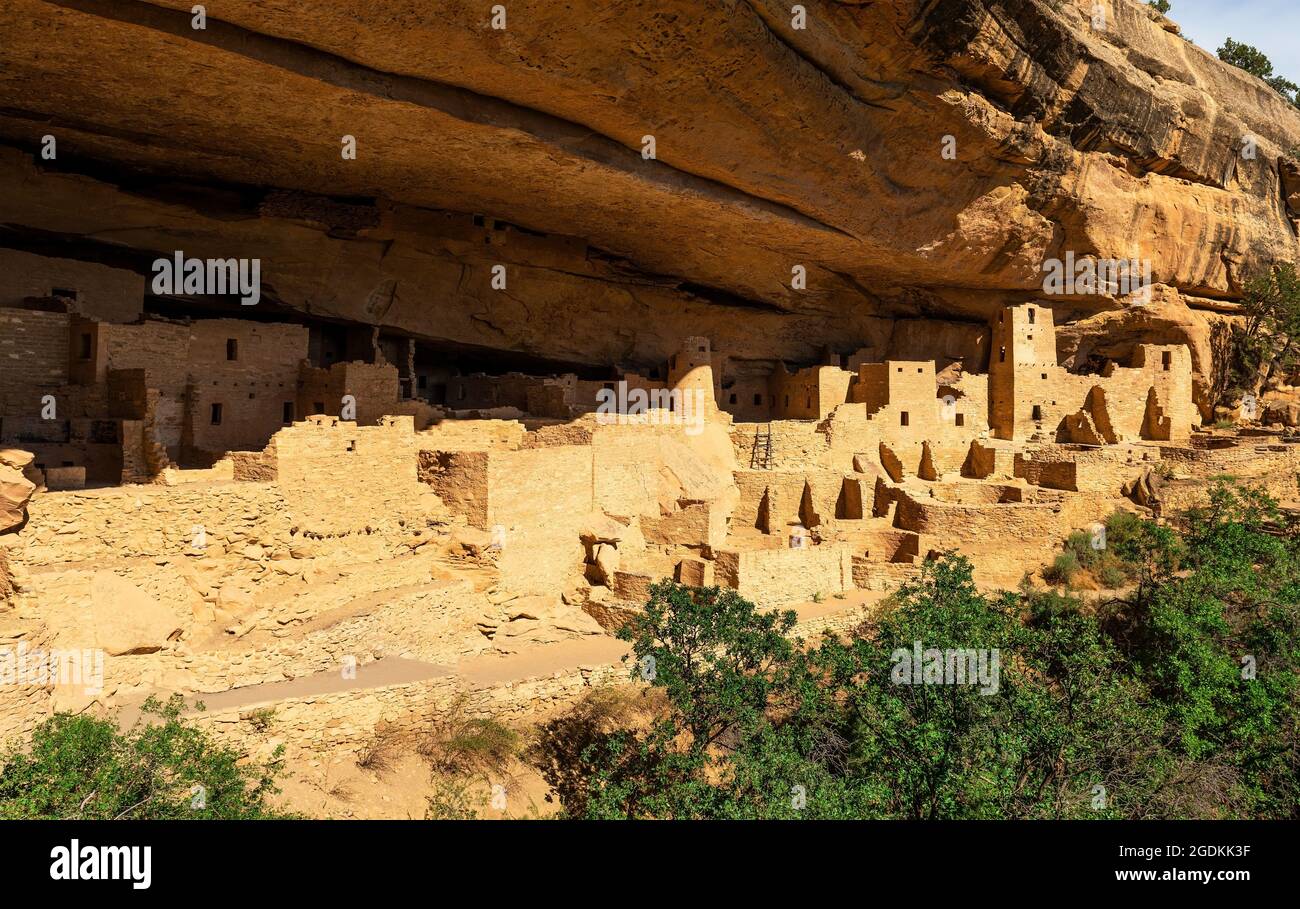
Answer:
[{"left": 989, "top": 303, "right": 1059, "bottom": 440}]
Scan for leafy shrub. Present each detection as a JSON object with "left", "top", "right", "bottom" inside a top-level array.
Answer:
[
  {"left": 0, "top": 695, "right": 289, "bottom": 819},
  {"left": 1044, "top": 550, "right": 1080, "bottom": 585},
  {"left": 538, "top": 480, "right": 1300, "bottom": 819},
  {"left": 1098, "top": 564, "right": 1128, "bottom": 589},
  {"left": 418, "top": 696, "right": 519, "bottom": 778}
]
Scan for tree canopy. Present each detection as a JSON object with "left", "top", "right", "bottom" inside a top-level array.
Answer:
[
  {"left": 0, "top": 695, "right": 290, "bottom": 819},
  {"left": 537, "top": 480, "right": 1300, "bottom": 819}
]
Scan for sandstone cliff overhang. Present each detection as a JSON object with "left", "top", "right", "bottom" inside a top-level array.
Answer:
[{"left": 0, "top": 0, "right": 1297, "bottom": 368}]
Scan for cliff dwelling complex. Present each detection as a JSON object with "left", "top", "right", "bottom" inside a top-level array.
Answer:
[{"left": 0, "top": 0, "right": 1298, "bottom": 830}]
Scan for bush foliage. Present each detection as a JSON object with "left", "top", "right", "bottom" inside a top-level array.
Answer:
[
  {"left": 0, "top": 695, "right": 289, "bottom": 819},
  {"left": 536, "top": 480, "right": 1300, "bottom": 819}
]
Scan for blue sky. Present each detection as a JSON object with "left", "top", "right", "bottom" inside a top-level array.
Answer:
[{"left": 1165, "top": 0, "right": 1300, "bottom": 81}]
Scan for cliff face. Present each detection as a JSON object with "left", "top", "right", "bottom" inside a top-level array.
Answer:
[{"left": 0, "top": 0, "right": 1297, "bottom": 380}]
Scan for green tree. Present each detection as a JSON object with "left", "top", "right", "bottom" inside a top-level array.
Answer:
[
  {"left": 570, "top": 582, "right": 829, "bottom": 819},
  {"left": 1147, "top": 0, "right": 1171, "bottom": 15},
  {"left": 1232, "top": 264, "right": 1300, "bottom": 400},
  {"left": 1218, "top": 38, "right": 1300, "bottom": 104},
  {"left": 1120, "top": 482, "right": 1300, "bottom": 816},
  {"left": 538, "top": 482, "right": 1300, "bottom": 820},
  {"left": 831, "top": 559, "right": 1163, "bottom": 819},
  {"left": 0, "top": 695, "right": 290, "bottom": 819}
]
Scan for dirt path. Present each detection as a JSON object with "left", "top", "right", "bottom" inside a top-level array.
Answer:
[
  {"left": 179, "top": 596, "right": 871, "bottom": 715},
  {"left": 186, "top": 656, "right": 454, "bottom": 714},
  {"left": 457, "top": 637, "right": 631, "bottom": 687}
]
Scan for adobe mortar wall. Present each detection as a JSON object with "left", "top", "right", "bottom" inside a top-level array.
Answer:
[
  {"left": 713, "top": 545, "right": 853, "bottom": 605},
  {"left": 0, "top": 309, "right": 69, "bottom": 394}
]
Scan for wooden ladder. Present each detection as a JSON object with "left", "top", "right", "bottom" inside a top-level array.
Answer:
[{"left": 750, "top": 424, "right": 772, "bottom": 469}]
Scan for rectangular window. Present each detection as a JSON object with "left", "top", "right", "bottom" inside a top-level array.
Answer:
[
  {"left": 900, "top": 412, "right": 909, "bottom": 427},
  {"left": 283, "top": 402, "right": 294, "bottom": 423},
  {"left": 1031, "top": 405, "right": 1043, "bottom": 421},
  {"left": 226, "top": 339, "right": 238, "bottom": 361},
  {"left": 955, "top": 413, "right": 965, "bottom": 427},
  {"left": 753, "top": 394, "right": 763, "bottom": 406},
  {"left": 1162, "top": 351, "right": 1171, "bottom": 371},
  {"left": 78, "top": 333, "right": 92, "bottom": 360},
  {"left": 1028, "top": 309, "right": 1035, "bottom": 324},
  {"left": 210, "top": 403, "right": 223, "bottom": 425}
]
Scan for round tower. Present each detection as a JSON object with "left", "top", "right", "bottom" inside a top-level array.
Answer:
[{"left": 667, "top": 336, "right": 717, "bottom": 416}]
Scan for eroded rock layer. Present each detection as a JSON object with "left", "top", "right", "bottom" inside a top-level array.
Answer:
[{"left": 0, "top": 0, "right": 1296, "bottom": 375}]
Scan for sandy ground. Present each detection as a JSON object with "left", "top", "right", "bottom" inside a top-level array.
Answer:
[{"left": 186, "top": 597, "right": 872, "bottom": 818}]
